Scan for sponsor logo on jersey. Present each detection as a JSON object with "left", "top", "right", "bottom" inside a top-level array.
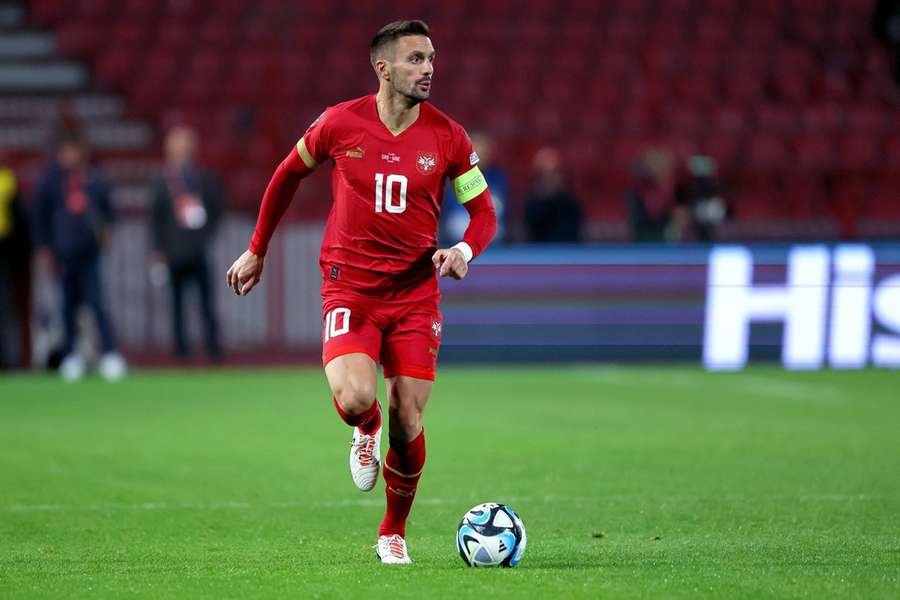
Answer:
[
  {"left": 469, "top": 151, "right": 480, "bottom": 165},
  {"left": 431, "top": 320, "right": 442, "bottom": 337},
  {"left": 381, "top": 152, "right": 401, "bottom": 163},
  {"left": 416, "top": 152, "right": 438, "bottom": 174},
  {"left": 346, "top": 146, "right": 365, "bottom": 159}
]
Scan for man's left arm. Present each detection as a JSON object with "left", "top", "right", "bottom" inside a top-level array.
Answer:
[{"left": 432, "top": 167, "right": 497, "bottom": 280}]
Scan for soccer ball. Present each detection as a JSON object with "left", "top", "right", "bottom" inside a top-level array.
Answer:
[{"left": 456, "top": 502, "right": 526, "bottom": 567}]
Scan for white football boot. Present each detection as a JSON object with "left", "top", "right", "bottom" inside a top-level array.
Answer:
[
  {"left": 375, "top": 534, "right": 412, "bottom": 564},
  {"left": 59, "top": 354, "right": 85, "bottom": 382},
  {"left": 99, "top": 352, "right": 127, "bottom": 382},
  {"left": 349, "top": 406, "right": 382, "bottom": 491}
]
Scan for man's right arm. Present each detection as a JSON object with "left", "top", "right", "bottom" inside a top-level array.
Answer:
[
  {"left": 30, "top": 172, "right": 56, "bottom": 270},
  {"left": 226, "top": 139, "right": 317, "bottom": 296},
  {"left": 30, "top": 173, "right": 49, "bottom": 248},
  {"left": 248, "top": 138, "right": 318, "bottom": 256}
]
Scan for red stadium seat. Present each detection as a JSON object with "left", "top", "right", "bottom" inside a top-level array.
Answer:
[
  {"left": 582, "top": 172, "right": 629, "bottom": 220},
  {"left": 865, "top": 175, "right": 900, "bottom": 219},
  {"left": 782, "top": 174, "right": 826, "bottom": 218},
  {"left": 730, "top": 189, "right": 783, "bottom": 220},
  {"left": 800, "top": 104, "right": 844, "bottom": 133},
  {"left": 673, "top": 75, "right": 719, "bottom": 107},
  {"left": 712, "top": 106, "right": 749, "bottom": 135},
  {"left": 756, "top": 105, "right": 798, "bottom": 134},
  {"left": 885, "top": 137, "right": 900, "bottom": 168},
  {"left": 56, "top": 23, "right": 105, "bottom": 57},
  {"left": 793, "top": 133, "right": 835, "bottom": 170},
  {"left": 726, "top": 72, "right": 767, "bottom": 106},
  {"left": 773, "top": 71, "right": 811, "bottom": 105},
  {"left": 700, "top": 134, "right": 740, "bottom": 169},
  {"left": 845, "top": 106, "right": 887, "bottom": 133},
  {"left": 748, "top": 135, "right": 788, "bottom": 170},
  {"left": 817, "top": 71, "right": 853, "bottom": 103},
  {"left": 837, "top": 134, "right": 881, "bottom": 170}
]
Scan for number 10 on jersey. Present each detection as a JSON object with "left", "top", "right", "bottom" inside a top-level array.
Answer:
[{"left": 374, "top": 173, "right": 407, "bottom": 213}]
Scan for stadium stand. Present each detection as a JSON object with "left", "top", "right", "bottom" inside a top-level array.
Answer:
[{"left": 2, "top": 0, "right": 898, "bottom": 239}]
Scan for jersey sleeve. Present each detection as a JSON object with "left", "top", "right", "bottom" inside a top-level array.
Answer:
[
  {"left": 448, "top": 124, "right": 488, "bottom": 204},
  {"left": 300, "top": 108, "right": 337, "bottom": 164},
  {"left": 447, "top": 124, "right": 479, "bottom": 180}
]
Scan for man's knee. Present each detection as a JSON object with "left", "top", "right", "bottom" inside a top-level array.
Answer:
[{"left": 332, "top": 375, "right": 376, "bottom": 415}]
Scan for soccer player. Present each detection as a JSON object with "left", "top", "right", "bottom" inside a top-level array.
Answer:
[{"left": 225, "top": 20, "right": 497, "bottom": 564}]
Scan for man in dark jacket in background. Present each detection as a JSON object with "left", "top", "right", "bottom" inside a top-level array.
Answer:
[
  {"left": 32, "top": 130, "right": 125, "bottom": 381},
  {"left": 150, "top": 125, "right": 224, "bottom": 361},
  {"left": 524, "top": 147, "right": 583, "bottom": 243}
]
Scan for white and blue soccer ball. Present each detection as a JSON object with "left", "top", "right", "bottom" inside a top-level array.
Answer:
[{"left": 456, "top": 502, "right": 526, "bottom": 567}]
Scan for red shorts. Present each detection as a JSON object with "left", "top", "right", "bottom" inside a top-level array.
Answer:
[{"left": 321, "top": 281, "right": 443, "bottom": 381}]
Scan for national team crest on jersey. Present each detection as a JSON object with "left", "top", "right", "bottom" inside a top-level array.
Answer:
[
  {"left": 416, "top": 152, "right": 438, "bottom": 175},
  {"left": 431, "top": 320, "right": 442, "bottom": 337}
]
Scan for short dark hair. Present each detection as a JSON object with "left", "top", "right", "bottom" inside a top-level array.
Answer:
[{"left": 370, "top": 20, "right": 431, "bottom": 67}]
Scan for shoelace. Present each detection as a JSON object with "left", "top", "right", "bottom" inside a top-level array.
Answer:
[
  {"left": 352, "top": 434, "right": 376, "bottom": 467},
  {"left": 386, "top": 535, "right": 406, "bottom": 558}
]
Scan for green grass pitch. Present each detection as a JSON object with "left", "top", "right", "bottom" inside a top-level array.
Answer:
[{"left": 1, "top": 366, "right": 899, "bottom": 598}]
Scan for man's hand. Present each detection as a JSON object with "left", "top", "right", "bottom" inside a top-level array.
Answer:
[
  {"left": 432, "top": 247, "right": 468, "bottom": 280},
  {"left": 226, "top": 250, "right": 265, "bottom": 296}
]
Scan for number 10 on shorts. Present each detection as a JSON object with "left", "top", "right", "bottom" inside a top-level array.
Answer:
[{"left": 324, "top": 307, "right": 351, "bottom": 341}]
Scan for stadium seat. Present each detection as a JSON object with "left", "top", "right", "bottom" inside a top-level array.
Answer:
[
  {"left": 793, "top": 133, "right": 835, "bottom": 170},
  {"left": 865, "top": 175, "right": 900, "bottom": 219},
  {"left": 781, "top": 174, "right": 826, "bottom": 218},
  {"left": 885, "top": 137, "right": 900, "bottom": 167},
  {"left": 838, "top": 134, "right": 881, "bottom": 170},
  {"left": 748, "top": 135, "right": 788, "bottom": 170}
]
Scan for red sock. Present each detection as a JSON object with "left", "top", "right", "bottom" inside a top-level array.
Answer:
[
  {"left": 378, "top": 429, "right": 426, "bottom": 538},
  {"left": 332, "top": 397, "right": 381, "bottom": 435}
]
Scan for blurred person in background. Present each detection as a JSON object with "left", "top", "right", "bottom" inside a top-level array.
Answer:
[
  {"left": 150, "top": 125, "right": 224, "bottom": 362},
  {"left": 440, "top": 131, "right": 508, "bottom": 245},
  {"left": 673, "top": 155, "right": 727, "bottom": 242},
  {"left": 31, "top": 130, "right": 125, "bottom": 381},
  {"left": 626, "top": 148, "right": 677, "bottom": 242},
  {"left": 523, "top": 146, "right": 582, "bottom": 242},
  {"left": 873, "top": 0, "right": 900, "bottom": 85},
  {"left": 0, "top": 164, "right": 32, "bottom": 369}
]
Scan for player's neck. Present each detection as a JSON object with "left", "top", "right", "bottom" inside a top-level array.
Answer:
[{"left": 375, "top": 90, "right": 421, "bottom": 136}]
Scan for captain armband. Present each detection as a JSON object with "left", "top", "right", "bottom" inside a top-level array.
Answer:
[
  {"left": 296, "top": 137, "right": 319, "bottom": 169},
  {"left": 452, "top": 166, "right": 488, "bottom": 204}
]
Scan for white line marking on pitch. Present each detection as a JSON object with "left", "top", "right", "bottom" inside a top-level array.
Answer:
[
  {"left": 733, "top": 374, "right": 844, "bottom": 402},
  {"left": 2, "top": 494, "right": 885, "bottom": 513}
]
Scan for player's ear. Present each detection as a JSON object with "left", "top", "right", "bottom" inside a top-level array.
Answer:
[{"left": 376, "top": 59, "right": 390, "bottom": 82}]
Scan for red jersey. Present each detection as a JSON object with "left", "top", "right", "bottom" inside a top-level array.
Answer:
[{"left": 302, "top": 95, "right": 478, "bottom": 296}]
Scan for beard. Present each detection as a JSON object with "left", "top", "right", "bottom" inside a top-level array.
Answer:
[
  {"left": 405, "top": 87, "right": 428, "bottom": 103},
  {"left": 392, "top": 71, "right": 429, "bottom": 104}
]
